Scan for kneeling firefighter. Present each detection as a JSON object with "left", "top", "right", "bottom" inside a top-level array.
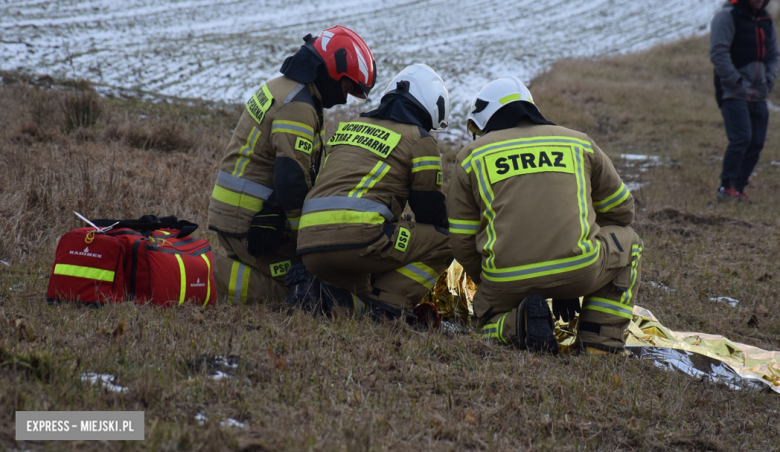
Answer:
[
  {"left": 447, "top": 77, "right": 643, "bottom": 354},
  {"left": 290, "top": 64, "right": 453, "bottom": 322},
  {"left": 207, "top": 26, "right": 376, "bottom": 304}
]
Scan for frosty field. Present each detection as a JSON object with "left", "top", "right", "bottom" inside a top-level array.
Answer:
[{"left": 1, "top": 0, "right": 723, "bottom": 139}]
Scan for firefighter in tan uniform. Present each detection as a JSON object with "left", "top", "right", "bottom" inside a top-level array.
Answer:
[
  {"left": 448, "top": 77, "right": 643, "bottom": 354},
  {"left": 207, "top": 26, "right": 377, "bottom": 304},
  {"left": 288, "top": 64, "right": 452, "bottom": 322}
]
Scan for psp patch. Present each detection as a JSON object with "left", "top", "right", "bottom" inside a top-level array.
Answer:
[
  {"left": 270, "top": 260, "right": 291, "bottom": 277},
  {"left": 484, "top": 145, "right": 574, "bottom": 184},
  {"left": 295, "top": 137, "right": 313, "bottom": 154}
]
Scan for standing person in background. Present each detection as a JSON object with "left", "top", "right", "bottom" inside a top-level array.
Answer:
[
  {"left": 711, "top": 0, "right": 778, "bottom": 202},
  {"left": 208, "top": 26, "right": 376, "bottom": 304}
]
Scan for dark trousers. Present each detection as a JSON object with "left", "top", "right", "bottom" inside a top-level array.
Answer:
[{"left": 719, "top": 99, "right": 769, "bottom": 192}]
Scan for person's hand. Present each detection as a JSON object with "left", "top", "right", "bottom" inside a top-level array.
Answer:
[
  {"left": 552, "top": 298, "right": 581, "bottom": 323},
  {"left": 246, "top": 205, "right": 287, "bottom": 257}
]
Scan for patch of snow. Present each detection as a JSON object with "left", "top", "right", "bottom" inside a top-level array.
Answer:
[
  {"left": 80, "top": 372, "right": 128, "bottom": 393},
  {"left": 620, "top": 154, "right": 661, "bottom": 162},
  {"left": 771, "top": 161, "right": 780, "bottom": 166},
  {"left": 213, "top": 356, "right": 238, "bottom": 369},
  {"left": 647, "top": 281, "right": 675, "bottom": 293},
  {"left": 221, "top": 418, "right": 248, "bottom": 429},
  {"left": 0, "top": 260, "right": 9, "bottom": 267},
  {"left": 0, "top": 0, "right": 726, "bottom": 140},
  {"left": 195, "top": 412, "right": 248, "bottom": 429},
  {"left": 709, "top": 296, "right": 741, "bottom": 308},
  {"left": 625, "top": 181, "right": 647, "bottom": 191},
  {"left": 210, "top": 370, "right": 230, "bottom": 381},
  {"left": 768, "top": 101, "right": 780, "bottom": 112}
]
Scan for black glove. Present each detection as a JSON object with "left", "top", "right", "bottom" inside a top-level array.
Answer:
[
  {"left": 552, "top": 298, "right": 581, "bottom": 323},
  {"left": 246, "top": 205, "right": 287, "bottom": 257}
]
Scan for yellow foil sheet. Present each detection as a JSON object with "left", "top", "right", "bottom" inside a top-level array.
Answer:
[{"left": 426, "top": 261, "right": 780, "bottom": 394}]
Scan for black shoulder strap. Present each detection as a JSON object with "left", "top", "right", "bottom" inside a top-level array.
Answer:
[{"left": 92, "top": 215, "right": 199, "bottom": 238}]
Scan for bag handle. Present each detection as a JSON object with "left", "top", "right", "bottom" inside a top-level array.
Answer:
[{"left": 92, "top": 215, "right": 199, "bottom": 238}]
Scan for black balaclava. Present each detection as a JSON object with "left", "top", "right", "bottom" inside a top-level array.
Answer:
[
  {"left": 279, "top": 36, "right": 347, "bottom": 109},
  {"left": 737, "top": 0, "right": 770, "bottom": 13},
  {"left": 482, "top": 101, "right": 554, "bottom": 135},
  {"left": 361, "top": 81, "right": 433, "bottom": 131}
]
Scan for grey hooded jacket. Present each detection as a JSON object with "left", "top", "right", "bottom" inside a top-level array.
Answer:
[{"left": 710, "top": 0, "right": 779, "bottom": 102}]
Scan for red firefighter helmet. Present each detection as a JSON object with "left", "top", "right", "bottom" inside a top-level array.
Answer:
[{"left": 308, "top": 25, "right": 376, "bottom": 99}]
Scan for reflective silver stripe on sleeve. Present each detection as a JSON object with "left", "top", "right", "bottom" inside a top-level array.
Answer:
[
  {"left": 216, "top": 171, "right": 273, "bottom": 200},
  {"left": 271, "top": 122, "right": 315, "bottom": 140},
  {"left": 302, "top": 196, "right": 394, "bottom": 221},
  {"left": 401, "top": 263, "right": 438, "bottom": 287}
]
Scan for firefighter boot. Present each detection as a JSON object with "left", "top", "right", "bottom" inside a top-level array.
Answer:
[
  {"left": 285, "top": 263, "right": 323, "bottom": 314},
  {"left": 519, "top": 294, "right": 559, "bottom": 355},
  {"left": 319, "top": 282, "right": 366, "bottom": 318}
]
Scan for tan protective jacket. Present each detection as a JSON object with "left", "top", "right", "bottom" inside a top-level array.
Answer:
[
  {"left": 447, "top": 123, "right": 634, "bottom": 289},
  {"left": 296, "top": 117, "right": 445, "bottom": 253},
  {"left": 208, "top": 76, "right": 324, "bottom": 238}
]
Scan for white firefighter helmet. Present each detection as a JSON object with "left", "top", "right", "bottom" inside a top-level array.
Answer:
[
  {"left": 467, "top": 76, "right": 537, "bottom": 136},
  {"left": 382, "top": 64, "right": 450, "bottom": 131}
]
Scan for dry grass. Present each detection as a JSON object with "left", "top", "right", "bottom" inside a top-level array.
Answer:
[{"left": 3, "top": 29, "right": 780, "bottom": 451}]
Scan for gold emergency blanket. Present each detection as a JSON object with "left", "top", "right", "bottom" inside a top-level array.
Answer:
[{"left": 424, "top": 262, "right": 780, "bottom": 394}]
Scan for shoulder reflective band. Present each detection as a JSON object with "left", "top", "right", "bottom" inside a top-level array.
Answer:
[
  {"left": 411, "top": 156, "right": 442, "bottom": 173},
  {"left": 593, "top": 182, "right": 630, "bottom": 213},
  {"left": 233, "top": 127, "right": 261, "bottom": 177},
  {"left": 448, "top": 218, "right": 480, "bottom": 235},
  {"left": 327, "top": 122, "right": 402, "bottom": 159},
  {"left": 461, "top": 136, "right": 593, "bottom": 173},
  {"left": 436, "top": 171, "right": 442, "bottom": 186},
  {"left": 287, "top": 216, "right": 300, "bottom": 231},
  {"left": 485, "top": 146, "right": 574, "bottom": 184},
  {"left": 270, "top": 260, "right": 291, "bottom": 277},
  {"left": 302, "top": 196, "right": 394, "bottom": 221},
  {"left": 53, "top": 264, "right": 115, "bottom": 282},
  {"left": 295, "top": 137, "right": 313, "bottom": 154},
  {"left": 175, "top": 254, "right": 187, "bottom": 305},
  {"left": 395, "top": 262, "right": 439, "bottom": 289},
  {"left": 582, "top": 297, "right": 634, "bottom": 320},
  {"left": 246, "top": 83, "right": 274, "bottom": 124},
  {"left": 228, "top": 260, "right": 250, "bottom": 305},
  {"left": 272, "top": 120, "right": 315, "bottom": 141},
  {"left": 395, "top": 227, "right": 411, "bottom": 252},
  {"left": 201, "top": 255, "right": 211, "bottom": 307}
]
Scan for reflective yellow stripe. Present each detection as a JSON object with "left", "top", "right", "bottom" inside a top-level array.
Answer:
[
  {"left": 53, "top": 264, "right": 115, "bottom": 282},
  {"left": 211, "top": 185, "right": 263, "bottom": 212},
  {"left": 395, "top": 262, "right": 439, "bottom": 289},
  {"left": 593, "top": 183, "right": 631, "bottom": 213},
  {"left": 271, "top": 120, "right": 315, "bottom": 140},
  {"left": 411, "top": 156, "right": 442, "bottom": 173},
  {"left": 462, "top": 136, "right": 594, "bottom": 173},
  {"left": 228, "top": 261, "right": 250, "bottom": 305},
  {"left": 478, "top": 322, "right": 500, "bottom": 339},
  {"left": 496, "top": 312, "right": 510, "bottom": 345},
  {"left": 448, "top": 218, "right": 480, "bottom": 235},
  {"left": 175, "top": 254, "right": 187, "bottom": 305},
  {"left": 348, "top": 161, "right": 391, "bottom": 198},
  {"left": 288, "top": 216, "right": 300, "bottom": 231},
  {"left": 481, "top": 244, "right": 600, "bottom": 282},
  {"left": 233, "top": 127, "right": 261, "bottom": 177},
  {"left": 299, "top": 210, "right": 385, "bottom": 229},
  {"left": 620, "top": 245, "right": 643, "bottom": 305},
  {"left": 582, "top": 297, "right": 634, "bottom": 320},
  {"left": 201, "top": 255, "right": 211, "bottom": 307},
  {"left": 499, "top": 93, "right": 521, "bottom": 104}
]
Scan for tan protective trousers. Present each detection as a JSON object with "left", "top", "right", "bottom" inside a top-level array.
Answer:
[
  {"left": 475, "top": 225, "right": 643, "bottom": 351},
  {"left": 301, "top": 222, "right": 452, "bottom": 313},
  {"left": 212, "top": 233, "right": 300, "bottom": 304}
]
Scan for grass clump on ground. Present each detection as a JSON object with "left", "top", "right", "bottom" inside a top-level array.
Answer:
[{"left": 2, "top": 30, "right": 780, "bottom": 451}]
